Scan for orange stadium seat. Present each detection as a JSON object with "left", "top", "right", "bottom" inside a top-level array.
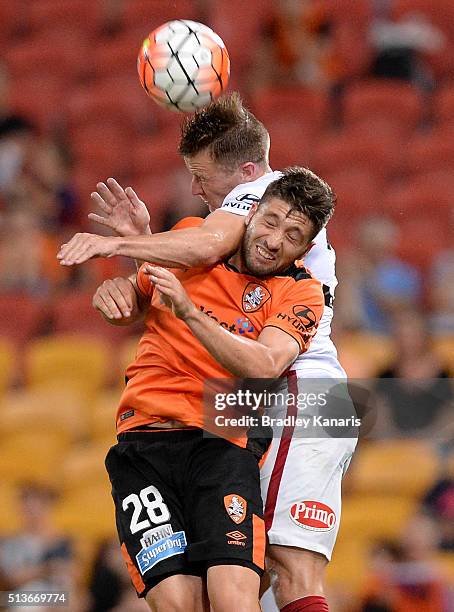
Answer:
[
  {"left": 52, "top": 291, "right": 132, "bottom": 346},
  {"left": 0, "top": 340, "right": 14, "bottom": 397},
  {"left": 210, "top": 0, "right": 271, "bottom": 74},
  {"left": 67, "top": 76, "right": 155, "bottom": 137},
  {"left": 433, "top": 337, "right": 454, "bottom": 376},
  {"left": 60, "top": 443, "right": 112, "bottom": 492},
  {"left": 311, "top": 130, "right": 401, "bottom": 179},
  {"left": 0, "top": 430, "right": 71, "bottom": 487},
  {"left": 342, "top": 80, "right": 425, "bottom": 136},
  {"left": 89, "top": 29, "right": 148, "bottom": 79},
  {"left": 71, "top": 121, "right": 131, "bottom": 179},
  {"left": 24, "top": 0, "right": 101, "bottom": 35},
  {"left": 0, "top": 293, "right": 46, "bottom": 348},
  {"left": 121, "top": 0, "right": 198, "bottom": 30},
  {"left": 404, "top": 130, "right": 454, "bottom": 176},
  {"left": 91, "top": 390, "right": 121, "bottom": 442},
  {"left": 336, "top": 332, "right": 394, "bottom": 378},
  {"left": 351, "top": 439, "right": 439, "bottom": 498},
  {"left": 131, "top": 127, "right": 182, "bottom": 178},
  {"left": 4, "top": 30, "right": 91, "bottom": 83},
  {"left": 0, "top": 482, "right": 22, "bottom": 535},
  {"left": 434, "top": 85, "right": 454, "bottom": 131},
  {"left": 324, "top": 168, "right": 384, "bottom": 219},
  {"left": 396, "top": 217, "right": 448, "bottom": 271},
  {"left": 26, "top": 335, "right": 110, "bottom": 400},
  {"left": 251, "top": 87, "right": 330, "bottom": 133},
  {"left": 340, "top": 493, "right": 417, "bottom": 540},
  {"left": 0, "top": 388, "right": 87, "bottom": 441},
  {"left": 381, "top": 171, "right": 454, "bottom": 226},
  {"left": 54, "top": 484, "right": 116, "bottom": 540},
  {"left": 8, "top": 74, "right": 64, "bottom": 134},
  {"left": 392, "top": 0, "right": 454, "bottom": 32}
]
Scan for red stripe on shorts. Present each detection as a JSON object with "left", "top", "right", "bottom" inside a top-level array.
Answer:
[{"left": 264, "top": 370, "right": 298, "bottom": 532}]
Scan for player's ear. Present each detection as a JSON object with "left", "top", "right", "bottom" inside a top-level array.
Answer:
[
  {"left": 245, "top": 203, "right": 258, "bottom": 226},
  {"left": 240, "top": 162, "right": 257, "bottom": 181}
]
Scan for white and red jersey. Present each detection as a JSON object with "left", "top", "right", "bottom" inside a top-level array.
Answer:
[{"left": 220, "top": 171, "right": 344, "bottom": 376}]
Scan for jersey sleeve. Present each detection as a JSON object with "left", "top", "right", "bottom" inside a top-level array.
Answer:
[
  {"left": 136, "top": 263, "right": 154, "bottom": 297},
  {"left": 263, "top": 279, "right": 325, "bottom": 354},
  {"left": 171, "top": 216, "right": 204, "bottom": 230}
]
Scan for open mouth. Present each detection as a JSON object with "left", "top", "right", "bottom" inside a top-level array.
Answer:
[{"left": 256, "top": 244, "right": 275, "bottom": 262}]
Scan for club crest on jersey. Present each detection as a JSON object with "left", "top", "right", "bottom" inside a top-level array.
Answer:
[
  {"left": 289, "top": 501, "right": 336, "bottom": 532},
  {"left": 242, "top": 283, "right": 271, "bottom": 313},
  {"left": 224, "top": 494, "right": 247, "bottom": 524}
]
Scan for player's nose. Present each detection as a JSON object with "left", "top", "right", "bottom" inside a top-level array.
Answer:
[
  {"left": 191, "top": 176, "right": 204, "bottom": 197},
  {"left": 263, "top": 231, "right": 282, "bottom": 252}
]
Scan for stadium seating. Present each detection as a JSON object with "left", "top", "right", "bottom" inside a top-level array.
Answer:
[
  {"left": 351, "top": 440, "right": 439, "bottom": 498},
  {"left": 0, "top": 340, "right": 14, "bottom": 397},
  {"left": 404, "top": 130, "right": 454, "bottom": 176},
  {"left": 0, "top": 293, "right": 47, "bottom": 349},
  {"left": 342, "top": 80, "right": 425, "bottom": 136},
  {"left": 340, "top": 493, "right": 417, "bottom": 540},
  {"left": 336, "top": 332, "right": 394, "bottom": 378},
  {"left": 311, "top": 130, "right": 402, "bottom": 179},
  {"left": 434, "top": 85, "right": 454, "bottom": 130},
  {"left": 433, "top": 337, "right": 454, "bottom": 376},
  {"left": 0, "top": 388, "right": 87, "bottom": 442},
  {"left": 25, "top": 335, "right": 110, "bottom": 400},
  {"left": 60, "top": 443, "right": 112, "bottom": 492},
  {"left": 91, "top": 390, "right": 120, "bottom": 442},
  {"left": 53, "top": 484, "right": 116, "bottom": 540},
  {"left": 0, "top": 431, "right": 70, "bottom": 486}
]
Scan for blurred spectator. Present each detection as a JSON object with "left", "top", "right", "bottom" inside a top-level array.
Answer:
[
  {"left": 252, "top": 0, "right": 343, "bottom": 91},
  {"left": 374, "top": 311, "right": 453, "bottom": 437},
  {"left": 0, "top": 483, "right": 74, "bottom": 598},
  {"left": 369, "top": 0, "right": 446, "bottom": 91},
  {"left": 0, "top": 208, "right": 56, "bottom": 295},
  {"left": 335, "top": 217, "right": 422, "bottom": 333},
  {"left": 360, "top": 515, "right": 451, "bottom": 611},
  {"left": 422, "top": 478, "right": 454, "bottom": 553},
  {"left": 87, "top": 538, "right": 147, "bottom": 612},
  {"left": 429, "top": 246, "right": 454, "bottom": 335}
]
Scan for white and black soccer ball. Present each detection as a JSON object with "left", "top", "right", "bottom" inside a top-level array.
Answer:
[{"left": 137, "top": 19, "right": 230, "bottom": 112}]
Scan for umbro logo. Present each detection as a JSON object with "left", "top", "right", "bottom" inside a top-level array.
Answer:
[{"left": 226, "top": 530, "right": 246, "bottom": 541}]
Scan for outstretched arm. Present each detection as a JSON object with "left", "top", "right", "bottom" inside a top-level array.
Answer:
[{"left": 57, "top": 209, "right": 245, "bottom": 268}]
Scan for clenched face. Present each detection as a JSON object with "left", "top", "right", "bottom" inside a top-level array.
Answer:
[
  {"left": 184, "top": 149, "right": 247, "bottom": 212},
  {"left": 240, "top": 197, "right": 315, "bottom": 277}
]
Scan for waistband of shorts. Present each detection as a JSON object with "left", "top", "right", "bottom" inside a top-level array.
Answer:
[{"left": 117, "top": 424, "right": 201, "bottom": 442}]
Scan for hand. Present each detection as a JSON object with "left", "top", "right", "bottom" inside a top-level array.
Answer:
[
  {"left": 57, "top": 233, "right": 119, "bottom": 265},
  {"left": 145, "top": 265, "right": 196, "bottom": 320},
  {"left": 89, "top": 178, "right": 151, "bottom": 237},
  {"left": 93, "top": 277, "right": 137, "bottom": 319}
]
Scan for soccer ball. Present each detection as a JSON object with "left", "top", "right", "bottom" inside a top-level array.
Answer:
[
  {"left": 137, "top": 20, "right": 230, "bottom": 112},
  {"left": 137, "top": 20, "right": 230, "bottom": 113}
]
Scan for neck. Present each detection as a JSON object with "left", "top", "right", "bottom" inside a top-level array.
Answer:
[{"left": 227, "top": 250, "right": 248, "bottom": 274}]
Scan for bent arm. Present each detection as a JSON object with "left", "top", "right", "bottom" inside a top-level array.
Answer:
[
  {"left": 184, "top": 311, "right": 299, "bottom": 378},
  {"left": 93, "top": 274, "right": 149, "bottom": 326}
]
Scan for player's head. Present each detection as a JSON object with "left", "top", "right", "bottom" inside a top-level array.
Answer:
[
  {"left": 179, "top": 92, "right": 270, "bottom": 211},
  {"left": 240, "top": 167, "right": 335, "bottom": 277}
]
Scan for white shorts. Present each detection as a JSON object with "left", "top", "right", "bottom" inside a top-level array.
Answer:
[{"left": 260, "top": 369, "right": 357, "bottom": 561}]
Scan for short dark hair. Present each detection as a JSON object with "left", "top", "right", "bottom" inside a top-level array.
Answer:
[
  {"left": 262, "top": 167, "right": 335, "bottom": 238},
  {"left": 178, "top": 92, "right": 269, "bottom": 169}
]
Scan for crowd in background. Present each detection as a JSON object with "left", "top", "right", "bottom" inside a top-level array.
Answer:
[{"left": 0, "top": 1, "right": 453, "bottom": 610}]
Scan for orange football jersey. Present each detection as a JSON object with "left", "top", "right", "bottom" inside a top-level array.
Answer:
[{"left": 117, "top": 219, "right": 324, "bottom": 447}]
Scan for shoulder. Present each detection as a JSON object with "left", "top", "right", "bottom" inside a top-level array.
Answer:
[
  {"left": 220, "top": 171, "right": 283, "bottom": 214},
  {"left": 171, "top": 216, "right": 204, "bottom": 230}
]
